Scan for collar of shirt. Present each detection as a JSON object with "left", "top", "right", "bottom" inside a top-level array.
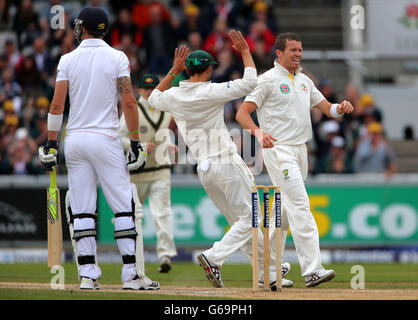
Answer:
[
  {"left": 179, "top": 80, "right": 211, "bottom": 88},
  {"left": 78, "top": 38, "right": 109, "bottom": 48},
  {"left": 274, "top": 60, "right": 303, "bottom": 77}
]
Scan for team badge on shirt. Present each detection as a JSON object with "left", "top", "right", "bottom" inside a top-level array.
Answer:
[
  {"left": 140, "top": 126, "right": 148, "bottom": 134},
  {"left": 301, "top": 83, "right": 308, "bottom": 92},
  {"left": 282, "top": 169, "right": 290, "bottom": 180},
  {"left": 280, "top": 84, "right": 290, "bottom": 94}
]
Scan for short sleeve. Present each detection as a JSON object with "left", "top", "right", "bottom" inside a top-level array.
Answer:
[
  {"left": 148, "top": 89, "right": 171, "bottom": 113},
  {"left": 308, "top": 78, "right": 325, "bottom": 108},
  {"left": 118, "top": 52, "right": 131, "bottom": 78},
  {"left": 56, "top": 56, "right": 68, "bottom": 82},
  {"left": 244, "top": 73, "right": 271, "bottom": 109}
]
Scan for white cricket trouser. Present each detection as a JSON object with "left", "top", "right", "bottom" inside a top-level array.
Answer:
[
  {"left": 65, "top": 131, "right": 137, "bottom": 283},
  {"left": 263, "top": 144, "right": 323, "bottom": 277},
  {"left": 199, "top": 154, "right": 277, "bottom": 282},
  {"left": 134, "top": 178, "right": 177, "bottom": 259}
]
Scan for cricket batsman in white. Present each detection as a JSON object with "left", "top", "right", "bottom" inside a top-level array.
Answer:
[{"left": 38, "top": 7, "right": 159, "bottom": 290}]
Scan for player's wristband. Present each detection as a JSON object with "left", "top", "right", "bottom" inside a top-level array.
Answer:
[
  {"left": 47, "top": 113, "right": 63, "bottom": 131},
  {"left": 330, "top": 104, "right": 344, "bottom": 118},
  {"left": 168, "top": 71, "right": 176, "bottom": 78}
]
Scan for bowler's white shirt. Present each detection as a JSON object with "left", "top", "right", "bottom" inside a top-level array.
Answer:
[
  {"left": 245, "top": 61, "right": 325, "bottom": 145},
  {"left": 56, "top": 38, "right": 130, "bottom": 136},
  {"left": 149, "top": 67, "right": 257, "bottom": 163}
]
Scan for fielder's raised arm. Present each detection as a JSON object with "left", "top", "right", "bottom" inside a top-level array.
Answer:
[{"left": 154, "top": 45, "right": 190, "bottom": 93}]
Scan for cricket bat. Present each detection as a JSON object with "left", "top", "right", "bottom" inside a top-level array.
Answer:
[{"left": 47, "top": 165, "right": 63, "bottom": 267}]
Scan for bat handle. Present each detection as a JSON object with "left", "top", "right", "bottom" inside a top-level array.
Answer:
[{"left": 50, "top": 166, "right": 57, "bottom": 188}]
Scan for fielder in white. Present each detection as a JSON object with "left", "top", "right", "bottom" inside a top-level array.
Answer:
[
  {"left": 236, "top": 32, "right": 354, "bottom": 287},
  {"left": 38, "top": 7, "right": 159, "bottom": 290},
  {"left": 119, "top": 73, "right": 177, "bottom": 273},
  {"left": 148, "top": 30, "right": 293, "bottom": 289}
]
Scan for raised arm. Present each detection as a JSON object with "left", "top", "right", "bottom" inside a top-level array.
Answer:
[
  {"left": 229, "top": 30, "right": 255, "bottom": 70},
  {"left": 155, "top": 46, "right": 190, "bottom": 93}
]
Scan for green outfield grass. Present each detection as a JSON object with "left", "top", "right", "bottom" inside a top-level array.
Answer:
[{"left": 0, "top": 262, "right": 417, "bottom": 299}]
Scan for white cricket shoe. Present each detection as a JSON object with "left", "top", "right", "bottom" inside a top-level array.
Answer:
[
  {"left": 259, "top": 278, "right": 294, "bottom": 290},
  {"left": 258, "top": 262, "right": 293, "bottom": 290},
  {"left": 197, "top": 253, "right": 223, "bottom": 288},
  {"left": 122, "top": 275, "right": 160, "bottom": 290},
  {"left": 305, "top": 269, "right": 336, "bottom": 287},
  {"left": 80, "top": 277, "right": 100, "bottom": 290}
]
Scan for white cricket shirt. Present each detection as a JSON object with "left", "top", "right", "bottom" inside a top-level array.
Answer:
[
  {"left": 245, "top": 61, "right": 325, "bottom": 145},
  {"left": 149, "top": 67, "right": 257, "bottom": 163},
  {"left": 56, "top": 38, "right": 130, "bottom": 136}
]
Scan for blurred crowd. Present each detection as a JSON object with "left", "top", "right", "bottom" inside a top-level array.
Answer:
[{"left": 0, "top": 0, "right": 399, "bottom": 176}]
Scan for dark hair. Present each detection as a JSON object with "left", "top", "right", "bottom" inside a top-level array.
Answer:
[
  {"left": 186, "top": 65, "right": 211, "bottom": 76},
  {"left": 275, "top": 33, "right": 302, "bottom": 51}
]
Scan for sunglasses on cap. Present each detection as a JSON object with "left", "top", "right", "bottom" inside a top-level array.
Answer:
[{"left": 185, "top": 58, "right": 210, "bottom": 67}]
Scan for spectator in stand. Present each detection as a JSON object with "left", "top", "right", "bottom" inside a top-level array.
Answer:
[
  {"left": 252, "top": 38, "right": 274, "bottom": 73},
  {"left": 356, "top": 93, "right": 384, "bottom": 142},
  {"left": 0, "top": 68, "right": 23, "bottom": 114},
  {"left": 244, "top": 20, "right": 275, "bottom": 54},
  {"left": 187, "top": 31, "right": 203, "bottom": 51},
  {"left": 203, "top": 18, "right": 230, "bottom": 59},
  {"left": 110, "top": 8, "right": 143, "bottom": 47},
  {"left": 245, "top": 0, "right": 278, "bottom": 34},
  {"left": 354, "top": 122, "right": 397, "bottom": 177},
  {"left": 16, "top": 53, "right": 44, "bottom": 96},
  {"left": 0, "top": 114, "right": 20, "bottom": 173},
  {"left": 32, "top": 35, "right": 55, "bottom": 78},
  {"left": 0, "top": 0, "right": 11, "bottom": 30},
  {"left": 116, "top": 33, "right": 141, "bottom": 82},
  {"left": 211, "top": 47, "right": 237, "bottom": 83},
  {"left": 4, "top": 38, "right": 23, "bottom": 70},
  {"left": 1, "top": 99, "right": 16, "bottom": 120},
  {"left": 200, "top": 0, "right": 240, "bottom": 36},
  {"left": 132, "top": 0, "right": 171, "bottom": 30},
  {"left": 321, "top": 136, "right": 353, "bottom": 174},
  {"left": 313, "top": 120, "right": 343, "bottom": 173},
  {"left": 175, "top": 3, "right": 205, "bottom": 43},
  {"left": 12, "top": 0, "right": 40, "bottom": 49},
  {"left": 7, "top": 127, "right": 39, "bottom": 175},
  {"left": 142, "top": 3, "right": 176, "bottom": 75}
]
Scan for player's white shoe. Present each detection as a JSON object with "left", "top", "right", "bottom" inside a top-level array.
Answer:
[
  {"left": 258, "top": 262, "right": 293, "bottom": 290},
  {"left": 259, "top": 278, "right": 294, "bottom": 290},
  {"left": 80, "top": 277, "right": 100, "bottom": 290},
  {"left": 197, "top": 253, "right": 223, "bottom": 288},
  {"left": 122, "top": 275, "right": 160, "bottom": 290},
  {"left": 305, "top": 269, "right": 336, "bottom": 287}
]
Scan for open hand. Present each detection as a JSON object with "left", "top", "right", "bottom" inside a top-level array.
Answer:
[
  {"left": 229, "top": 30, "right": 249, "bottom": 54},
  {"left": 171, "top": 45, "right": 190, "bottom": 75}
]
